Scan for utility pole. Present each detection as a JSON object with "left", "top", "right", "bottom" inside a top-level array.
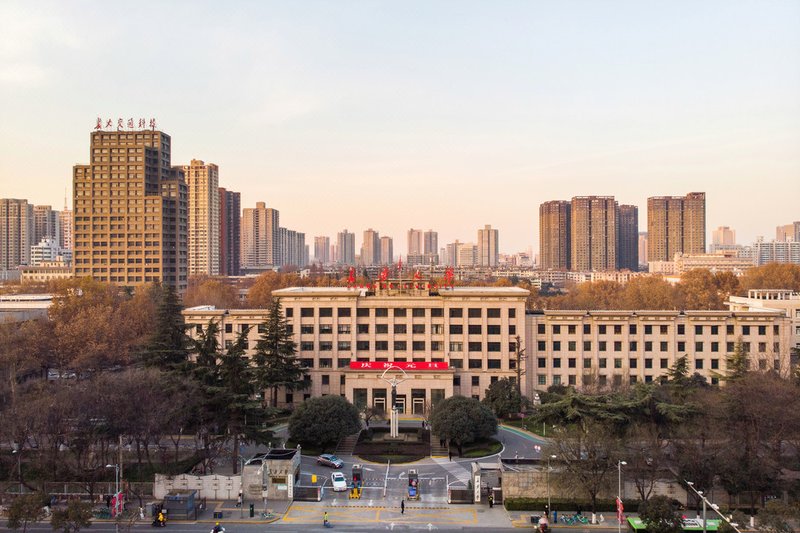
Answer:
[{"left": 514, "top": 335, "right": 526, "bottom": 397}]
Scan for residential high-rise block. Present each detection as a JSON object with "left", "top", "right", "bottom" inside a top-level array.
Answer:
[
  {"left": 380, "top": 236, "right": 393, "bottom": 265},
  {"left": 423, "top": 230, "right": 438, "bottom": 255},
  {"left": 539, "top": 200, "right": 571, "bottom": 270},
  {"left": 647, "top": 192, "right": 706, "bottom": 262},
  {"left": 407, "top": 228, "right": 423, "bottom": 257},
  {"left": 58, "top": 207, "right": 72, "bottom": 252},
  {"left": 73, "top": 130, "right": 187, "bottom": 290},
  {"left": 638, "top": 232, "right": 648, "bottom": 267},
  {"left": 182, "top": 159, "right": 220, "bottom": 276},
  {"left": 361, "top": 229, "right": 381, "bottom": 266},
  {"left": 33, "top": 205, "right": 59, "bottom": 246},
  {"left": 219, "top": 188, "right": 240, "bottom": 276},
  {"left": 241, "top": 202, "right": 279, "bottom": 268},
  {"left": 777, "top": 224, "right": 796, "bottom": 242},
  {"left": 571, "top": 196, "right": 617, "bottom": 271},
  {"left": 314, "top": 236, "right": 330, "bottom": 264},
  {"left": 617, "top": 204, "right": 638, "bottom": 271},
  {"left": 337, "top": 229, "right": 356, "bottom": 265},
  {"left": 477, "top": 225, "right": 499, "bottom": 267},
  {"left": 713, "top": 226, "right": 736, "bottom": 246},
  {"left": 0, "top": 198, "right": 34, "bottom": 270}
]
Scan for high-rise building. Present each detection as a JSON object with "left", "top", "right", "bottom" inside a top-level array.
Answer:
[
  {"left": 241, "top": 202, "right": 279, "bottom": 268},
  {"left": 380, "top": 236, "right": 393, "bottom": 265},
  {"left": 423, "top": 230, "right": 438, "bottom": 255},
  {"left": 72, "top": 130, "right": 187, "bottom": 290},
  {"left": 182, "top": 160, "right": 220, "bottom": 276},
  {"left": 337, "top": 229, "right": 356, "bottom": 265},
  {"left": 33, "top": 205, "right": 59, "bottom": 246},
  {"left": 314, "top": 236, "right": 330, "bottom": 264},
  {"left": 638, "top": 232, "right": 648, "bottom": 268},
  {"left": 457, "top": 242, "right": 478, "bottom": 267},
  {"left": 713, "top": 226, "right": 736, "bottom": 246},
  {"left": 753, "top": 239, "right": 800, "bottom": 266},
  {"left": 219, "top": 188, "right": 241, "bottom": 276},
  {"left": 0, "top": 198, "right": 34, "bottom": 270},
  {"left": 776, "top": 224, "right": 797, "bottom": 242},
  {"left": 279, "top": 229, "right": 306, "bottom": 267},
  {"left": 617, "top": 204, "right": 638, "bottom": 271},
  {"left": 407, "top": 228, "right": 423, "bottom": 257},
  {"left": 361, "top": 229, "right": 381, "bottom": 266},
  {"left": 539, "top": 200, "right": 571, "bottom": 270},
  {"left": 477, "top": 225, "right": 499, "bottom": 267},
  {"left": 58, "top": 206, "right": 72, "bottom": 252},
  {"left": 647, "top": 192, "right": 706, "bottom": 262},
  {"left": 571, "top": 196, "right": 618, "bottom": 271}
]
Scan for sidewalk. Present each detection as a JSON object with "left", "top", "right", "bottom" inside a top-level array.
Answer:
[{"left": 508, "top": 511, "right": 629, "bottom": 529}]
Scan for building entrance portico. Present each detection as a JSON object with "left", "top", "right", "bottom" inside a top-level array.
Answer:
[{"left": 346, "top": 364, "right": 453, "bottom": 416}]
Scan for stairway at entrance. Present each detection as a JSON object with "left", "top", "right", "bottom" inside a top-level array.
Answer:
[
  {"left": 430, "top": 433, "right": 448, "bottom": 457},
  {"left": 335, "top": 431, "right": 361, "bottom": 456}
]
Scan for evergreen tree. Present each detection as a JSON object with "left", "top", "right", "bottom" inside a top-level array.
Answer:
[
  {"left": 141, "top": 284, "right": 188, "bottom": 369},
  {"left": 722, "top": 339, "right": 748, "bottom": 382},
  {"left": 253, "top": 298, "right": 308, "bottom": 407}
]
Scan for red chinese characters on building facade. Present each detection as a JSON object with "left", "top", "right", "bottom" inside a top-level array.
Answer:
[
  {"left": 348, "top": 361, "right": 449, "bottom": 371},
  {"left": 94, "top": 117, "right": 157, "bottom": 131}
]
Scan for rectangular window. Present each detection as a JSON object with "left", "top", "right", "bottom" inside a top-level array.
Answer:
[
  {"left": 537, "top": 357, "right": 546, "bottom": 368},
  {"left": 319, "top": 307, "right": 333, "bottom": 317},
  {"left": 598, "top": 325, "right": 606, "bottom": 335},
  {"left": 645, "top": 358, "right": 652, "bottom": 369},
  {"left": 286, "top": 308, "right": 294, "bottom": 317},
  {"left": 629, "top": 358, "right": 637, "bottom": 369},
  {"left": 487, "top": 325, "right": 501, "bottom": 335},
  {"left": 583, "top": 358, "right": 592, "bottom": 368},
  {"left": 319, "top": 324, "right": 333, "bottom": 335},
  {"left": 538, "top": 341, "right": 546, "bottom": 351},
  {"left": 375, "top": 324, "right": 389, "bottom": 334},
  {"left": 431, "top": 341, "right": 443, "bottom": 351},
  {"left": 356, "top": 308, "right": 370, "bottom": 317},
  {"left": 568, "top": 357, "right": 576, "bottom": 368},
  {"left": 468, "top": 324, "right": 482, "bottom": 335},
  {"left": 468, "top": 359, "right": 482, "bottom": 369},
  {"left": 695, "top": 342, "right": 704, "bottom": 352},
  {"left": 553, "top": 341, "right": 561, "bottom": 351},
  {"left": 614, "top": 325, "right": 622, "bottom": 335},
  {"left": 568, "top": 324, "right": 576, "bottom": 334},
  {"left": 583, "top": 324, "right": 591, "bottom": 334},
  {"left": 375, "top": 308, "right": 388, "bottom": 317},
  {"left": 357, "top": 324, "right": 369, "bottom": 334},
  {"left": 375, "top": 341, "right": 388, "bottom": 351},
  {"left": 509, "top": 325, "right": 516, "bottom": 335},
  {"left": 338, "top": 324, "right": 351, "bottom": 335},
  {"left": 450, "top": 359, "right": 463, "bottom": 369},
  {"left": 660, "top": 358, "right": 669, "bottom": 369},
  {"left": 300, "top": 308, "right": 314, "bottom": 317},
  {"left": 319, "top": 358, "right": 333, "bottom": 368},
  {"left": 553, "top": 358, "right": 561, "bottom": 368},
  {"left": 711, "top": 342, "right": 719, "bottom": 352},
  {"left": 695, "top": 359, "right": 704, "bottom": 370},
  {"left": 338, "top": 341, "right": 351, "bottom": 351},
  {"left": 300, "top": 325, "right": 314, "bottom": 334},
  {"left": 468, "top": 342, "right": 482, "bottom": 352},
  {"left": 412, "top": 341, "right": 426, "bottom": 351},
  {"left": 394, "top": 341, "right": 407, "bottom": 351},
  {"left": 538, "top": 324, "right": 546, "bottom": 334},
  {"left": 300, "top": 342, "right": 314, "bottom": 351},
  {"left": 453, "top": 376, "right": 461, "bottom": 386},
  {"left": 319, "top": 342, "right": 332, "bottom": 351},
  {"left": 711, "top": 358, "right": 719, "bottom": 369},
  {"left": 614, "top": 341, "right": 622, "bottom": 352},
  {"left": 710, "top": 325, "right": 719, "bottom": 335},
  {"left": 614, "top": 358, "right": 622, "bottom": 369},
  {"left": 431, "top": 308, "right": 443, "bottom": 318},
  {"left": 660, "top": 325, "right": 668, "bottom": 335},
  {"left": 487, "top": 359, "right": 501, "bottom": 369},
  {"left": 487, "top": 342, "right": 501, "bottom": 352},
  {"left": 660, "top": 341, "right": 668, "bottom": 352},
  {"left": 300, "top": 358, "right": 314, "bottom": 368},
  {"left": 471, "top": 376, "right": 480, "bottom": 386},
  {"left": 508, "top": 308, "right": 516, "bottom": 318},
  {"left": 678, "top": 341, "right": 685, "bottom": 352},
  {"left": 394, "top": 308, "right": 407, "bottom": 317},
  {"left": 553, "top": 325, "right": 561, "bottom": 334},
  {"left": 742, "top": 325, "right": 750, "bottom": 335},
  {"left": 412, "top": 308, "right": 426, "bottom": 318},
  {"left": 432, "top": 324, "right": 444, "bottom": 334},
  {"left": 758, "top": 325, "right": 767, "bottom": 336},
  {"left": 645, "top": 341, "right": 653, "bottom": 352},
  {"left": 599, "top": 341, "right": 607, "bottom": 351},
  {"left": 487, "top": 308, "right": 501, "bottom": 318},
  {"left": 449, "top": 324, "right": 463, "bottom": 335},
  {"left": 726, "top": 324, "right": 734, "bottom": 335},
  {"left": 630, "top": 341, "right": 638, "bottom": 351},
  {"left": 538, "top": 375, "right": 547, "bottom": 386},
  {"left": 695, "top": 325, "right": 703, "bottom": 335},
  {"left": 599, "top": 358, "right": 607, "bottom": 369},
  {"left": 568, "top": 341, "right": 576, "bottom": 351},
  {"left": 727, "top": 341, "right": 735, "bottom": 352},
  {"left": 678, "top": 324, "right": 685, "bottom": 335},
  {"left": 583, "top": 341, "right": 592, "bottom": 351},
  {"left": 468, "top": 308, "right": 482, "bottom": 318},
  {"left": 450, "top": 308, "right": 463, "bottom": 318},
  {"left": 449, "top": 341, "right": 463, "bottom": 352},
  {"left": 337, "top": 307, "right": 351, "bottom": 317},
  {"left": 356, "top": 340, "right": 370, "bottom": 351},
  {"left": 394, "top": 324, "right": 407, "bottom": 334},
  {"left": 629, "top": 324, "right": 637, "bottom": 334}
]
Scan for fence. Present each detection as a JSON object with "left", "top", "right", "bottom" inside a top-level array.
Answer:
[
  {"left": 0, "top": 481, "right": 154, "bottom": 503},
  {"left": 293, "top": 486, "right": 322, "bottom": 502}
]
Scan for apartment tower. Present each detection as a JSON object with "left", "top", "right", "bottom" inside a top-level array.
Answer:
[
  {"left": 617, "top": 204, "right": 639, "bottom": 271},
  {"left": 570, "top": 196, "right": 618, "bottom": 271},
  {"left": 647, "top": 192, "right": 706, "bottom": 262},
  {"left": 337, "top": 229, "right": 356, "bottom": 265},
  {"left": 33, "top": 205, "right": 60, "bottom": 245},
  {"left": 713, "top": 226, "right": 736, "bottom": 246},
  {"left": 314, "top": 236, "right": 330, "bottom": 264},
  {"left": 380, "top": 236, "right": 393, "bottom": 265},
  {"left": 477, "top": 224, "right": 499, "bottom": 267},
  {"left": 539, "top": 200, "right": 571, "bottom": 270},
  {"left": 182, "top": 160, "right": 220, "bottom": 276},
  {"left": 0, "top": 198, "right": 34, "bottom": 270},
  {"left": 219, "top": 188, "right": 241, "bottom": 276},
  {"left": 72, "top": 130, "right": 187, "bottom": 290},
  {"left": 241, "top": 202, "right": 279, "bottom": 268},
  {"left": 361, "top": 229, "right": 381, "bottom": 266}
]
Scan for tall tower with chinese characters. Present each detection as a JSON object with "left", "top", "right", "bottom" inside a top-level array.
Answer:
[{"left": 72, "top": 128, "right": 187, "bottom": 290}]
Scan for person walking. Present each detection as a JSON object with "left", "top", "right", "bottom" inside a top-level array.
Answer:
[
  {"left": 236, "top": 491, "right": 242, "bottom": 508},
  {"left": 323, "top": 511, "right": 330, "bottom": 527},
  {"left": 401, "top": 500, "right": 405, "bottom": 514},
  {"left": 489, "top": 493, "right": 494, "bottom": 508}
]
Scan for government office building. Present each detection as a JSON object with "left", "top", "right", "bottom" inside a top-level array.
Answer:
[{"left": 182, "top": 284, "right": 792, "bottom": 411}]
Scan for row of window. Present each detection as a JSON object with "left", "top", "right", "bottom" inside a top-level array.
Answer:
[
  {"left": 291, "top": 357, "right": 511, "bottom": 370},
  {"left": 539, "top": 323, "right": 778, "bottom": 336},
  {"left": 298, "top": 340, "right": 514, "bottom": 352},
  {"left": 288, "top": 307, "right": 517, "bottom": 319},
  {"left": 294, "top": 323, "right": 516, "bottom": 335},
  {"left": 539, "top": 340, "right": 779, "bottom": 353},
  {"left": 538, "top": 356, "right": 781, "bottom": 371}
]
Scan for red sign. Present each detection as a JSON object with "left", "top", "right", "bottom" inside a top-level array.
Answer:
[{"left": 349, "top": 361, "right": 449, "bottom": 371}]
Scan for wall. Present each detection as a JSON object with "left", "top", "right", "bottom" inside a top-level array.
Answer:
[{"left": 154, "top": 474, "right": 240, "bottom": 501}]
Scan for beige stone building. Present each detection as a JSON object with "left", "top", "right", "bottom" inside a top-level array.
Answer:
[
  {"left": 182, "top": 159, "right": 220, "bottom": 276},
  {"left": 526, "top": 309, "right": 791, "bottom": 389},
  {"left": 183, "top": 284, "right": 529, "bottom": 410},
  {"left": 72, "top": 130, "right": 188, "bottom": 290}
]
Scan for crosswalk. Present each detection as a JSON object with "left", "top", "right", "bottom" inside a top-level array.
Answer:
[{"left": 431, "top": 458, "right": 470, "bottom": 485}]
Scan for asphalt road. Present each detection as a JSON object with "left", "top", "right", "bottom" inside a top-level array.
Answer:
[{"left": 23, "top": 525, "right": 529, "bottom": 532}]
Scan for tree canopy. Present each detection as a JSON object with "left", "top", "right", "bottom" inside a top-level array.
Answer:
[
  {"left": 429, "top": 395, "right": 497, "bottom": 456},
  {"left": 288, "top": 395, "right": 361, "bottom": 450}
]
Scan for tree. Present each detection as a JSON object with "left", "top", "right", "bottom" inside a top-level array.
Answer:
[
  {"left": 429, "top": 395, "right": 497, "bottom": 457},
  {"left": 722, "top": 339, "right": 749, "bottom": 382},
  {"left": 50, "top": 500, "right": 92, "bottom": 533},
  {"left": 253, "top": 298, "right": 307, "bottom": 408},
  {"left": 482, "top": 378, "right": 524, "bottom": 418},
  {"left": 679, "top": 269, "right": 724, "bottom": 310},
  {"left": 739, "top": 264, "right": 800, "bottom": 294},
  {"left": 288, "top": 395, "right": 361, "bottom": 451},
  {"left": 140, "top": 284, "right": 188, "bottom": 369},
  {"left": 638, "top": 495, "right": 683, "bottom": 533},
  {"left": 756, "top": 500, "right": 799, "bottom": 533},
  {"left": 6, "top": 493, "right": 46, "bottom": 532},
  {"left": 183, "top": 276, "right": 240, "bottom": 309}
]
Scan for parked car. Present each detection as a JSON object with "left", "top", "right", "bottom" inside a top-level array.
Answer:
[
  {"left": 317, "top": 454, "right": 344, "bottom": 468},
  {"left": 330, "top": 472, "right": 348, "bottom": 492}
]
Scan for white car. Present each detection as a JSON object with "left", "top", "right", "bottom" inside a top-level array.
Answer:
[{"left": 330, "top": 472, "right": 348, "bottom": 492}]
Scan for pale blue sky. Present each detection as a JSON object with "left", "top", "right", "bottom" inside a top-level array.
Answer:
[{"left": 1, "top": 1, "right": 798, "bottom": 254}]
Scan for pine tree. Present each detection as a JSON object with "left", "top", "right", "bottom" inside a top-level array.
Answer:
[
  {"left": 253, "top": 298, "right": 308, "bottom": 407},
  {"left": 141, "top": 284, "right": 188, "bottom": 369},
  {"left": 722, "top": 339, "right": 749, "bottom": 382}
]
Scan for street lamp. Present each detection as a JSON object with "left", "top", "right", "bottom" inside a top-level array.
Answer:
[
  {"left": 546, "top": 456, "right": 553, "bottom": 514},
  {"left": 618, "top": 460, "right": 627, "bottom": 533},
  {"left": 685, "top": 481, "right": 742, "bottom": 533},
  {"left": 11, "top": 445, "right": 21, "bottom": 494},
  {"left": 106, "top": 464, "right": 120, "bottom": 533}
]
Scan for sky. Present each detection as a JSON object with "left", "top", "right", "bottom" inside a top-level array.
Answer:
[{"left": 1, "top": 0, "right": 798, "bottom": 255}]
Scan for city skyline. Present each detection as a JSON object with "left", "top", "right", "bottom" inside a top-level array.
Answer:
[{"left": 1, "top": 1, "right": 799, "bottom": 252}]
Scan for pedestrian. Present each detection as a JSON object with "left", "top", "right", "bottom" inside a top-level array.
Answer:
[
  {"left": 489, "top": 493, "right": 494, "bottom": 508},
  {"left": 323, "top": 511, "right": 329, "bottom": 526},
  {"left": 448, "top": 450, "right": 452, "bottom": 461},
  {"left": 401, "top": 500, "right": 405, "bottom": 514},
  {"left": 105, "top": 494, "right": 112, "bottom": 508},
  {"left": 236, "top": 491, "right": 242, "bottom": 508}
]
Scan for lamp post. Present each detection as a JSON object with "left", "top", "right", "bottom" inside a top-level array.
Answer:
[
  {"left": 686, "top": 480, "right": 742, "bottom": 533},
  {"left": 240, "top": 457, "right": 245, "bottom": 518},
  {"left": 617, "top": 460, "right": 627, "bottom": 533},
  {"left": 547, "top": 454, "right": 556, "bottom": 521},
  {"left": 11, "top": 446, "right": 21, "bottom": 494},
  {"left": 106, "top": 464, "right": 120, "bottom": 533}
]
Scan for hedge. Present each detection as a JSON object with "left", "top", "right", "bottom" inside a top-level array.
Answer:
[{"left": 504, "top": 497, "right": 640, "bottom": 512}]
